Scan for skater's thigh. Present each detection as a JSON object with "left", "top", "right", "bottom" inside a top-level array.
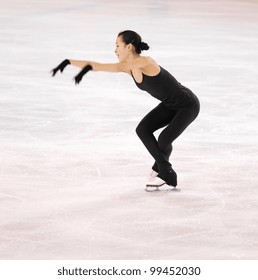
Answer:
[
  {"left": 158, "top": 106, "right": 198, "bottom": 143},
  {"left": 137, "top": 103, "right": 176, "bottom": 133}
]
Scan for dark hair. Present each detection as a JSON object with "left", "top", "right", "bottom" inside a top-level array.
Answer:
[{"left": 118, "top": 30, "right": 150, "bottom": 54}]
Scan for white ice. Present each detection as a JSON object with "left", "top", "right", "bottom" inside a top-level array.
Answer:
[{"left": 0, "top": 0, "right": 258, "bottom": 259}]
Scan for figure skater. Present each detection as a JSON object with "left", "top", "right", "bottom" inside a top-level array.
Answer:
[{"left": 51, "top": 30, "right": 200, "bottom": 188}]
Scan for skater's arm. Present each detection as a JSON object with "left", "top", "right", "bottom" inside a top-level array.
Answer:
[
  {"left": 73, "top": 62, "right": 122, "bottom": 84},
  {"left": 52, "top": 57, "right": 155, "bottom": 82},
  {"left": 73, "top": 57, "right": 155, "bottom": 85},
  {"left": 69, "top": 60, "right": 89, "bottom": 68},
  {"left": 70, "top": 56, "right": 150, "bottom": 73},
  {"left": 69, "top": 60, "right": 127, "bottom": 73}
]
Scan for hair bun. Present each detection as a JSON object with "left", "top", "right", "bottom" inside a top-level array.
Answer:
[{"left": 139, "top": 41, "right": 150, "bottom": 51}]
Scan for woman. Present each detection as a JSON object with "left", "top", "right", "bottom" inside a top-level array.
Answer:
[{"left": 51, "top": 30, "right": 200, "bottom": 188}]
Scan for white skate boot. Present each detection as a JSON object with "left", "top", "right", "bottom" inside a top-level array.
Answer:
[
  {"left": 148, "top": 169, "right": 158, "bottom": 180},
  {"left": 146, "top": 170, "right": 165, "bottom": 189}
]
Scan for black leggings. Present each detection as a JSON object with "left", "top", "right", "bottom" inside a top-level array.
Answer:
[{"left": 136, "top": 98, "right": 200, "bottom": 175}]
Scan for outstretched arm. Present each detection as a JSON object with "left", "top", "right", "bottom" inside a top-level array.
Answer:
[
  {"left": 51, "top": 57, "right": 150, "bottom": 83},
  {"left": 51, "top": 59, "right": 129, "bottom": 78},
  {"left": 71, "top": 60, "right": 133, "bottom": 85},
  {"left": 70, "top": 56, "right": 153, "bottom": 73},
  {"left": 69, "top": 59, "right": 128, "bottom": 73}
]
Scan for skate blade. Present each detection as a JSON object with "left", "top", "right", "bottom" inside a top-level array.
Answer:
[
  {"left": 146, "top": 182, "right": 165, "bottom": 187},
  {"left": 146, "top": 182, "right": 165, "bottom": 189},
  {"left": 145, "top": 182, "right": 165, "bottom": 192},
  {"left": 145, "top": 184, "right": 179, "bottom": 192}
]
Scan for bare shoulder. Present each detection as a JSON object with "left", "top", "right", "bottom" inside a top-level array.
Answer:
[
  {"left": 126, "top": 56, "right": 159, "bottom": 76},
  {"left": 145, "top": 56, "right": 158, "bottom": 65},
  {"left": 134, "top": 56, "right": 157, "bottom": 66},
  {"left": 137, "top": 56, "right": 160, "bottom": 75}
]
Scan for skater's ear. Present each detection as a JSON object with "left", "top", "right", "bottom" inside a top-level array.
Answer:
[{"left": 127, "top": 43, "right": 133, "bottom": 52}]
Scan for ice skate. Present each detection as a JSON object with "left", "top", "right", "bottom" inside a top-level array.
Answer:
[
  {"left": 145, "top": 176, "right": 166, "bottom": 191},
  {"left": 146, "top": 176, "right": 165, "bottom": 187},
  {"left": 158, "top": 168, "right": 177, "bottom": 187},
  {"left": 145, "top": 169, "right": 162, "bottom": 191},
  {"left": 148, "top": 169, "right": 158, "bottom": 180}
]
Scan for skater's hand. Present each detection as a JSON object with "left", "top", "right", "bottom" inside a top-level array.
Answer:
[
  {"left": 74, "top": 65, "right": 92, "bottom": 85},
  {"left": 51, "top": 59, "right": 71, "bottom": 76}
]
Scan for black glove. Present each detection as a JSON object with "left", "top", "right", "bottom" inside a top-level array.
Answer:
[
  {"left": 74, "top": 65, "right": 93, "bottom": 84},
  {"left": 51, "top": 59, "right": 71, "bottom": 76}
]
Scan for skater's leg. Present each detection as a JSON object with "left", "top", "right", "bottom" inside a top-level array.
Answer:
[
  {"left": 136, "top": 100, "right": 199, "bottom": 186},
  {"left": 155, "top": 103, "right": 199, "bottom": 186},
  {"left": 157, "top": 102, "right": 200, "bottom": 156},
  {"left": 135, "top": 103, "right": 176, "bottom": 170}
]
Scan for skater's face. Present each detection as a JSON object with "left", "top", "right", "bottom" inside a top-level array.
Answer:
[{"left": 114, "top": 36, "right": 132, "bottom": 62}]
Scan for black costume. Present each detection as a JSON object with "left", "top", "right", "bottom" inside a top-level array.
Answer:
[{"left": 132, "top": 66, "right": 200, "bottom": 186}]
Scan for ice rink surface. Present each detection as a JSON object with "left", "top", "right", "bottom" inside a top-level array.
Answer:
[{"left": 1, "top": 0, "right": 258, "bottom": 259}]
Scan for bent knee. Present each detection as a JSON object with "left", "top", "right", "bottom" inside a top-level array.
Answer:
[
  {"left": 135, "top": 123, "right": 151, "bottom": 139},
  {"left": 135, "top": 123, "right": 144, "bottom": 137}
]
